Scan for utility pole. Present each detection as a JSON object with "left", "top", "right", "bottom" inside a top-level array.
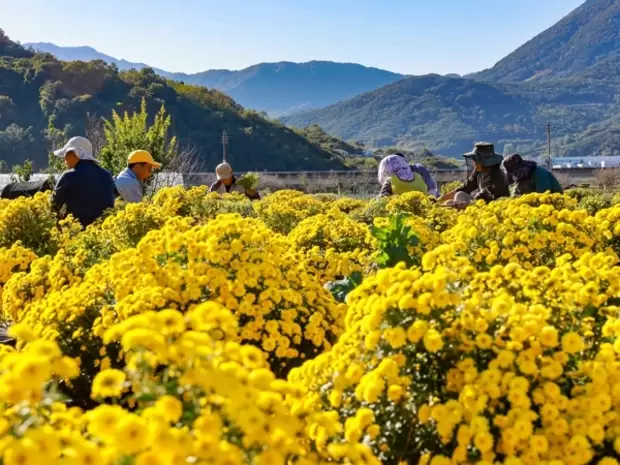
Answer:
[
  {"left": 547, "top": 122, "right": 552, "bottom": 169},
  {"left": 222, "top": 131, "right": 229, "bottom": 163}
]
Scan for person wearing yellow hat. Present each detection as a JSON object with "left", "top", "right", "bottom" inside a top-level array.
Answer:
[{"left": 115, "top": 150, "right": 162, "bottom": 203}]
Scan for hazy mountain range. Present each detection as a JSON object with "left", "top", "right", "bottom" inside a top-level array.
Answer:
[{"left": 24, "top": 43, "right": 404, "bottom": 117}]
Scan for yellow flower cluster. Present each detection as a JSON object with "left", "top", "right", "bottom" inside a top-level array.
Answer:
[
  {"left": 11, "top": 214, "right": 343, "bottom": 387},
  {"left": 0, "top": 304, "right": 329, "bottom": 465},
  {"left": 0, "top": 243, "right": 37, "bottom": 310},
  {"left": 0, "top": 192, "right": 63, "bottom": 255},
  {"left": 288, "top": 212, "right": 373, "bottom": 283},
  {"left": 442, "top": 196, "right": 606, "bottom": 270},
  {"left": 254, "top": 190, "right": 327, "bottom": 234},
  {"left": 3, "top": 189, "right": 620, "bottom": 465},
  {"left": 291, "top": 251, "right": 620, "bottom": 464}
]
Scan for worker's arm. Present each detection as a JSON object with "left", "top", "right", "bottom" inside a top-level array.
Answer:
[
  {"left": 379, "top": 180, "right": 393, "bottom": 197},
  {"left": 51, "top": 171, "right": 72, "bottom": 215},
  {"left": 245, "top": 188, "right": 261, "bottom": 200},
  {"left": 115, "top": 176, "right": 143, "bottom": 203},
  {"left": 412, "top": 164, "right": 439, "bottom": 198},
  {"left": 439, "top": 175, "right": 476, "bottom": 201}
]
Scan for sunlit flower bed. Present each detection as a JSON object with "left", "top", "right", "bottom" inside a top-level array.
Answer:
[{"left": 2, "top": 188, "right": 620, "bottom": 465}]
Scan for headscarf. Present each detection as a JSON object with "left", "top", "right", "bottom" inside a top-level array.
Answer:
[
  {"left": 501, "top": 154, "right": 537, "bottom": 182},
  {"left": 378, "top": 155, "right": 414, "bottom": 185}
]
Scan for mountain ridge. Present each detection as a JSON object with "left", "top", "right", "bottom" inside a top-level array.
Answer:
[
  {"left": 24, "top": 42, "right": 404, "bottom": 116},
  {"left": 283, "top": 0, "right": 620, "bottom": 158},
  {"left": 475, "top": 0, "right": 620, "bottom": 82}
]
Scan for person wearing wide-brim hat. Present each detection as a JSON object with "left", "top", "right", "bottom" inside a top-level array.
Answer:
[{"left": 440, "top": 142, "right": 510, "bottom": 206}]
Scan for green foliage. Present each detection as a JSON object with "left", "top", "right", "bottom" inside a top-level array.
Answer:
[
  {"left": 575, "top": 191, "right": 615, "bottom": 215},
  {"left": 10, "top": 159, "right": 34, "bottom": 182},
  {"left": 0, "top": 124, "right": 38, "bottom": 168},
  {"left": 236, "top": 172, "right": 259, "bottom": 190},
  {"left": 99, "top": 98, "right": 177, "bottom": 175},
  {"left": 370, "top": 213, "right": 420, "bottom": 269},
  {"left": 323, "top": 271, "right": 363, "bottom": 303},
  {"left": 295, "top": 124, "right": 363, "bottom": 155}
]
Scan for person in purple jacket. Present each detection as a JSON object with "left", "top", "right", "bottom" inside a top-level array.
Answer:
[{"left": 394, "top": 153, "right": 440, "bottom": 197}]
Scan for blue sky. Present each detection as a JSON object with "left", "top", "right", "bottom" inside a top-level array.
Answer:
[{"left": 2, "top": 0, "right": 584, "bottom": 75}]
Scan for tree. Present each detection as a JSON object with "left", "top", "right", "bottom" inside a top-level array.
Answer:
[
  {"left": 44, "top": 119, "right": 69, "bottom": 178},
  {"left": 99, "top": 98, "right": 177, "bottom": 175},
  {"left": 10, "top": 159, "right": 33, "bottom": 182},
  {"left": 0, "top": 124, "right": 36, "bottom": 167}
]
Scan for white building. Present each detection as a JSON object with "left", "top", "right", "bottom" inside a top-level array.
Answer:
[{"left": 551, "top": 156, "right": 620, "bottom": 169}]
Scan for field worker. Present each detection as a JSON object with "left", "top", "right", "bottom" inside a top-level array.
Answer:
[
  {"left": 394, "top": 153, "right": 440, "bottom": 197},
  {"left": 378, "top": 154, "right": 430, "bottom": 197},
  {"left": 51, "top": 136, "right": 116, "bottom": 228},
  {"left": 210, "top": 162, "right": 260, "bottom": 200},
  {"left": 115, "top": 150, "right": 162, "bottom": 203},
  {"left": 440, "top": 142, "right": 509, "bottom": 206},
  {"left": 501, "top": 153, "right": 563, "bottom": 196}
]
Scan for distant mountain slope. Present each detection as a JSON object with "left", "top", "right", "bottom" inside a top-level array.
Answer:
[
  {"left": 25, "top": 43, "right": 404, "bottom": 116},
  {"left": 24, "top": 42, "right": 169, "bottom": 75},
  {"left": 285, "top": 0, "right": 620, "bottom": 158},
  {"left": 179, "top": 61, "right": 405, "bottom": 116},
  {"left": 475, "top": 0, "right": 620, "bottom": 82},
  {"left": 282, "top": 73, "right": 620, "bottom": 157},
  {"left": 1, "top": 31, "right": 345, "bottom": 171}
]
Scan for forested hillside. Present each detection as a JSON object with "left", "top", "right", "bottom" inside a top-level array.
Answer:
[
  {"left": 0, "top": 31, "right": 345, "bottom": 171},
  {"left": 475, "top": 0, "right": 620, "bottom": 83},
  {"left": 283, "top": 72, "right": 620, "bottom": 158}
]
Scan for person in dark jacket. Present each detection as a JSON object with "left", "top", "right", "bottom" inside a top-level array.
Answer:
[
  {"left": 440, "top": 142, "right": 510, "bottom": 206},
  {"left": 51, "top": 137, "right": 116, "bottom": 227},
  {"left": 501, "top": 153, "right": 563, "bottom": 195}
]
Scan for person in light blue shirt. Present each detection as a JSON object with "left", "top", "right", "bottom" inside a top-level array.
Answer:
[{"left": 115, "top": 150, "right": 162, "bottom": 203}]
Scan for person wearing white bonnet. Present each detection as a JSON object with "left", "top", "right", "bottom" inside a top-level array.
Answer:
[
  {"left": 209, "top": 162, "right": 260, "bottom": 200},
  {"left": 53, "top": 136, "right": 97, "bottom": 164},
  {"left": 51, "top": 136, "right": 116, "bottom": 227}
]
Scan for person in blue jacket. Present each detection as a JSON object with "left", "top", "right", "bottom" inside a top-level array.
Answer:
[{"left": 501, "top": 153, "right": 563, "bottom": 195}]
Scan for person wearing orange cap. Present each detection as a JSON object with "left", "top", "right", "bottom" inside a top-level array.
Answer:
[{"left": 115, "top": 150, "right": 162, "bottom": 203}]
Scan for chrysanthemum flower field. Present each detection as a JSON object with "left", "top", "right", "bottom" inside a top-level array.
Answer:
[{"left": 2, "top": 187, "right": 620, "bottom": 465}]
